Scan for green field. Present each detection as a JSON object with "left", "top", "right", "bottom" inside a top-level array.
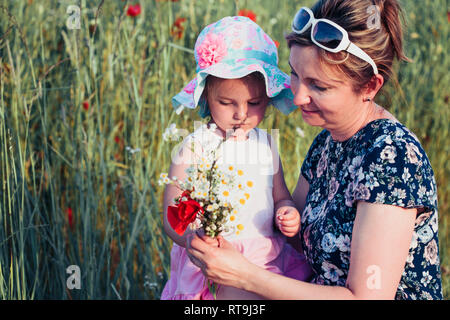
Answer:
[{"left": 0, "top": 0, "right": 448, "bottom": 299}]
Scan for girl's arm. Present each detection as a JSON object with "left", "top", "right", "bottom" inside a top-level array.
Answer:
[
  {"left": 268, "top": 134, "right": 295, "bottom": 209},
  {"left": 287, "top": 173, "right": 310, "bottom": 251},
  {"left": 163, "top": 165, "right": 190, "bottom": 248},
  {"left": 269, "top": 136, "right": 304, "bottom": 239},
  {"left": 291, "top": 174, "right": 309, "bottom": 215},
  {"left": 272, "top": 157, "right": 302, "bottom": 237},
  {"left": 272, "top": 154, "right": 295, "bottom": 209},
  {"left": 163, "top": 140, "right": 200, "bottom": 248},
  {"left": 188, "top": 201, "right": 416, "bottom": 299}
]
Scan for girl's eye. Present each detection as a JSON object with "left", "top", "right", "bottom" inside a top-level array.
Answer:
[
  {"left": 248, "top": 101, "right": 261, "bottom": 106},
  {"left": 219, "top": 101, "right": 232, "bottom": 105}
]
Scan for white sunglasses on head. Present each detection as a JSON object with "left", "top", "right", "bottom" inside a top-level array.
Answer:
[{"left": 292, "top": 7, "right": 378, "bottom": 75}]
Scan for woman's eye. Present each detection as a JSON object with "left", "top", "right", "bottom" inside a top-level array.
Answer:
[{"left": 312, "top": 83, "right": 327, "bottom": 92}]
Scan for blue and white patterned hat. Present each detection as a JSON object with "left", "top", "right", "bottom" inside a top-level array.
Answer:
[{"left": 172, "top": 16, "right": 297, "bottom": 117}]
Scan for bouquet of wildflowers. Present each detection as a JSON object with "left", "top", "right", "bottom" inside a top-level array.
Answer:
[{"left": 159, "top": 124, "right": 252, "bottom": 239}]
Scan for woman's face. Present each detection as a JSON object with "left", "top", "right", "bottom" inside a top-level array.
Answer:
[
  {"left": 206, "top": 76, "right": 269, "bottom": 138},
  {"left": 289, "top": 45, "right": 367, "bottom": 136}
]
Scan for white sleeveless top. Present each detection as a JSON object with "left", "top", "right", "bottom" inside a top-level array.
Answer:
[{"left": 185, "top": 126, "right": 278, "bottom": 240}]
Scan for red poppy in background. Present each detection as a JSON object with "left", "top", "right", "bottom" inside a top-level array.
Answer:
[
  {"left": 238, "top": 9, "right": 256, "bottom": 22},
  {"left": 171, "top": 17, "right": 187, "bottom": 40},
  {"left": 274, "top": 40, "right": 280, "bottom": 48},
  {"left": 82, "top": 101, "right": 89, "bottom": 111},
  {"left": 67, "top": 207, "right": 74, "bottom": 228},
  {"left": 126, "top": 4, "right": 141, "bottom": 17}
]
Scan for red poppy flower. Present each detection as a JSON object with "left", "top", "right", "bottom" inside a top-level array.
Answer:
[
  {"left": 82, "top": 101, "right": 89, "bottom": 111},
  {"left": 274, "top": 40, "right": 280, "bottom": 48},
  {"left": 171, "top": 17, "right": 186, "bottom": 40},
  {"left": 238, "top": 9, "right": 256, "bottom": 22},
  {"left": 114, "top": 135, "right": 121, "bottom": 144},
  {"left": 126, "top": 4, "right": 141, "bottom": 17},
  {"left": 67, "top": 207, "right": 74, "bottom": 228},
  {"left": 167, "top": 194, "right": 203, "bottom": 235}
]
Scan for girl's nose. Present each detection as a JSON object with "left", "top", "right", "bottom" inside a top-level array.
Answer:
[
  {"left": 293, "top": 82, "right": 311, "bottom": 107},
  {"left": 233, "top": 104, "right": 248, "bottom": 120}
]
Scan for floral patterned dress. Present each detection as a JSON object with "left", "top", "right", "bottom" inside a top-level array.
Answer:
[{"left": 300, "top": 119, "right": 443, "bottom": 300}]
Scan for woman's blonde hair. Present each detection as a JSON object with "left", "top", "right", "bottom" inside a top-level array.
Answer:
[{"left": 286, "top": 0, "right": 410, "bottom": 93}]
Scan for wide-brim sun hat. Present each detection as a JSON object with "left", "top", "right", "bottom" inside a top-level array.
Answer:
[{"left": 172, "top": 16, "right": 297, "bottom": 117}]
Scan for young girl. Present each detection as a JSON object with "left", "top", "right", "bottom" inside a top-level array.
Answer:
[{"left": 161, "top": 16, "right": 311, "bottom": 300}]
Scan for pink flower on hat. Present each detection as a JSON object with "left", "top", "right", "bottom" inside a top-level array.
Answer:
[{"left": 197, "top": 33, "right": 227, "bottom": 69}]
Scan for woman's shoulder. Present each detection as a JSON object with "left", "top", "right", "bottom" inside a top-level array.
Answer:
[
  {"left": 360, "top": 119, "right": 420, "bottom": 146},
  {"left": 353, "top": 118, "right": 438, "bottom": 211},
  {"left": 358, "top": 119, "right": 431, "bottom": 166}
]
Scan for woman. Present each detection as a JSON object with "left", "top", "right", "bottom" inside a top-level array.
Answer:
[{"left": 187, "top": 0, "right": 443, "bottom": 300}]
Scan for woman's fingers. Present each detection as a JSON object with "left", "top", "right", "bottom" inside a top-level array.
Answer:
[
  {"left": 216, "top": 235, "right": 232, "bottom": 249},
  {"left": 188, "top": 233, "right": 207, "bottom": 253},
  {"left": 187, "top": 233, "right": 242, "bottom": 282}
]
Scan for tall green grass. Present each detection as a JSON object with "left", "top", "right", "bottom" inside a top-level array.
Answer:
[{"left": 0, "top": 0, "right": 448, "bottom": 299}]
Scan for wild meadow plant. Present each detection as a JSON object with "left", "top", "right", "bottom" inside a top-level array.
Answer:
[{"left": 0, "top": 0, "right": 448, "bottom": 299}]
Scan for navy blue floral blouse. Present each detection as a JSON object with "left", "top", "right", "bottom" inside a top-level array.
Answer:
[{"left": 300, "top": 119, "right": 442, "bottom": 300}]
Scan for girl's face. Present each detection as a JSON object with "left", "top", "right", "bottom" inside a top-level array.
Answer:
[
  {"left": 289, "top": 45, "right": 368, "bottom": 138},
  {"left": 206, "top": 76, "right": 269, "bottom": 139}
]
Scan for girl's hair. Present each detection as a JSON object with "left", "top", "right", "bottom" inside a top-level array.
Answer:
[
  {"left": 198, "top": 72, "right": 267, "bottom": 118},
  {"left": 286, "top": 0, "right": 410, "bottom": 93}
]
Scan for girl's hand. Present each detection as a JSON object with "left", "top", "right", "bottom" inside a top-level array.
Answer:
[{"left": 276, "top": 206, "right": 301, "bottom": 237}]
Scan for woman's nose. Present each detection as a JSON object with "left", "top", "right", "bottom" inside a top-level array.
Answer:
[
  {"left": 292, "top": 82, "right": 311, "bottom": 106},
  {"left": 233, "top": 104, "right": 248, "bottom": 120}
]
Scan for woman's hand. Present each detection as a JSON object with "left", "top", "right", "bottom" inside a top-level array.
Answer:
[
  {"left": 276, "top": 206, "right": 301, "bottom": 237},
  {"left": 186, "top": 233, "right": 253, "bottom": 289}
]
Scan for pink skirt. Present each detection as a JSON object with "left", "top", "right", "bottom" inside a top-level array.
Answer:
[{"left": 161, "top": 235, "right": 312, "bottom": 300}]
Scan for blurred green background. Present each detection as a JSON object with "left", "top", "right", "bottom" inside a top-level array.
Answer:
[{"left": 0, "top": 0, "right": 448, "bottom": 299}]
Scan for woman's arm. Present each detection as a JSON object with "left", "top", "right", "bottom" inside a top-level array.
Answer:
[
  {"left": 189, "top": 201, "right": 416, "bottom": 299},
  {"left": 345, "top": 201, "right": 416, "bottom": 299},
  {"left": 188, "top": 232, "right": 353, "bottom": 299}
]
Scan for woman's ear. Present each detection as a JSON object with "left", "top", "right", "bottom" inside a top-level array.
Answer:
[{"left": 363, "top": 74, "right": 384, "bottom": 100}]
